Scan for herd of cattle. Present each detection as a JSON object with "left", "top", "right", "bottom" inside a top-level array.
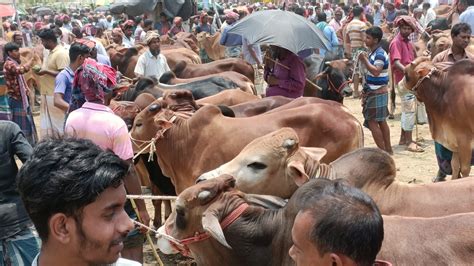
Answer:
[{"left": 4, "top": 23, "right": 474, "bottom": 264}]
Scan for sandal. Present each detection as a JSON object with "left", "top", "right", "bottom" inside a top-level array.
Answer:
[{"left": 406, "top": 142, "right": 424, "bottom": 153}]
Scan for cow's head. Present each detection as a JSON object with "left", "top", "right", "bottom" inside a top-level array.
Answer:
[
  {"left": 321, "top": 59, "right": 353, "bottom": 98},
  {"left": 403, "top": 56, "right": 433, "bottom": 94},
  {"left": 162, "top": 90, "right": 199, "bottom": 112},
  {"left": 157, "top": 175, "right": 247, "bottom": 256},
  {"left": 109, "top": 100, "right": 141, "bottom": 131},
  {"left": 197, "top": 128, "right": 327, "bottom": 199}
]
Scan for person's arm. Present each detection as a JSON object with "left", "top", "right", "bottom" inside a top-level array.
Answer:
[
  {"left": 163, "top": 56, "right": 171, "bottom": 72},
  {"left": 247, "top": 43, "right": 262, "bottom": 67},
  {"left": 272, "top": 56, "right": 306, "bottom": 91},
  {"left": 134, "top": 54, "right": 145, "bottom": 77},
  {"left": 54, "top": 93, "right": 69, "bottom": 112},
  {"left": 10, "top": 123, "right": 33, "bottom": 163},
  {"left": 359, "top": 52, "right": 383, "bottom": 76},
  {"left": 4, "top": 59, "right": 33, "bottom": 75},
  {"left": 37, "top": 69, "right": 59, "bottom": 76},
  {"left": 219, "top": 27, "right": 228, "bottom": 45},
  {"left": 389, "top": 40, "right": 405, "bottom": 73}
]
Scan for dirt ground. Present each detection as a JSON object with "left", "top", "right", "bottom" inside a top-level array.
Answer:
[{"left": 31, "top": 94, "right": 472, "bottom": 266}]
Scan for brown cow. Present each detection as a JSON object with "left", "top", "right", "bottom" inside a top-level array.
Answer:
[
  {"left": 161, "top": 48, "right": 202, "bottom": 69},
  {"left": 160, "top": 70, "right": 255, "bottom": 95},
  {"left": 196, "top": 32, "right": 226, "bottom": 61},
  {"left": 156, "top": 175, "right": 474, "bottom": 265},
  {"left": 404, "top": 57, "right": 474, "bottom": 179},
  {"left": 172, "top": 58, "right": 255, "bottom": 83},
  {"left": 196, "top": 90, "right": 260, "bottom": 106},
  {"left": 130, "top": 91, "right": 363, "bottom": 193},
  {"left": 198, "top": 128, "right": 474, "bottom": 216}
]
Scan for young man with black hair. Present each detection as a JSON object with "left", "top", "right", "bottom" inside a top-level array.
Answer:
[
  {"left": 2, "top": 42, "right": 38, "bottom": 145},
  {"left": 17, "top": 138, "right": 139, "bottom": 266},
  {"left": 358, "top": 26, "right": 393, "bottom": 154},
  {"left": 0, "top": 121, "right": 40, "bottom": 265},
  {"left": 289, "top": 179, "right": 386, "bottom": 266},
  {"left": 37, "top": 28, "right": 70, "bottom": 137}
]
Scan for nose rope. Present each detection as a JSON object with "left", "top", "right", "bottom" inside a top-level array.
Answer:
[{"left": 131, "top": 219, "right": 185, "bottom": 248}]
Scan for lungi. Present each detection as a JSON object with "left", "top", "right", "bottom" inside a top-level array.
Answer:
[
  {"left": 362, "top": 86, "right": 389, "bottom": 128},
  {"left": 39, "top": 95, "right": 65, "bottom": 138},
  {"left": 8, "top": 97, "right": 37, "bottom": 145}
]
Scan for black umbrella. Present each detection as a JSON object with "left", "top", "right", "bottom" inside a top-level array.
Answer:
[
  {"left": 110, "top": 0, "right": 159, "bottom": 17},
  {"left": 34, "top": 7, "right": 54, "bottom": 16}
]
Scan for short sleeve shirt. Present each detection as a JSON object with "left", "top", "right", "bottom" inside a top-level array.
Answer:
[
  {"left": 39, "top": 45, "right": 70, "bottom": 95},
  {"left": 134, "top": 51, "right": 171, "bottom": 80},
  {"left": 366, "top": 47, "right": 389, "bottom": 90},
  {"left": 65, "top": 102, "right": 133, "bottom": 160},
  {"left": 389, "top": 33, "right": 415, "bottom": 83},
  {"left": 54, "top": 67, "right": 74, "bottom": 104}
]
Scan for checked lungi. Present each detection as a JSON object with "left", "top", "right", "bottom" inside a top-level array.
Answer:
[
  {"left": 362, "top": 86, "right": 389, "bottom": 128},
  {"left": 8, "top": 97, "right": 37, "bottom": 146}
]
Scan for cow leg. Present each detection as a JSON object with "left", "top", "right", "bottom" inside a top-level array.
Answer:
[
  {"left": 151, "top": 183, "right": 163, "bottom": 228},
  {"left": 458, "top": 145, "right": 473, "bottom": 178},
  {"left": 451, "top": 152, "right": 461, "bottom": 179}
]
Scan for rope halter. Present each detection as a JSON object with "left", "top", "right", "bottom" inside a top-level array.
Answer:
[{"left": 409, "top": 67, "right": 437, "bottom": 94}]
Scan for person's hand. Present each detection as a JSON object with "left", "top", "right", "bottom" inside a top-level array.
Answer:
[
  {"left": 137, "top": 209, "right": 150, "bottom": 234},
  {"left": 267, "top": 74, "right": 279, "bottom": 86},
  {"left": 358, "top": 52, "right": 368, "bottom": 61}
]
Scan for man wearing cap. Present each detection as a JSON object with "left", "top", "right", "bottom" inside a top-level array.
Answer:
[
  {"left": 220, "top": 11, "right": 242, "bottom": 58},
  {"left": 169, "top": 17, "right": 185, "bottom": 37},
  {"left": 134, "top": 31, "right": 171, "bottom": 80},
  {"left": 121, "top": 20, "right": 135, "bottom": 48}
]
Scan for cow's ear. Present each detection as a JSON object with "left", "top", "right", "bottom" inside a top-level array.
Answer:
[
  {"left": 202, "top": 201, "right": 232, "bottom": 249},
  {"left": 416, "top": 67, "right": 431, "bottom": 77},
  {"left": 301, "top": 147, "right": 327, "bottom": 162},
  {"left": 288, "top": 161, "right": 309, "bottom": 187}
]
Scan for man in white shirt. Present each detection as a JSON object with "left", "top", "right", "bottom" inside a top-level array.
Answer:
[
  {"left": 134, "top": 31, "right": 171, "bottom": 80},
  {"left": 421, "top": 2, "right": 437, "bottom": 28}
]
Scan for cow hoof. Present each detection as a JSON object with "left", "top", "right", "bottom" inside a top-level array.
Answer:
[{"left": 432, "top": 170, "right": 447, "bottom": 183}]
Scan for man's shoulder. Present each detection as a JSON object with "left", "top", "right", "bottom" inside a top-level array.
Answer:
[
  {"left": 0, "top": 121, "right": 21, "bottom": 136},
  {"left": 432, "top": 49, "right": 449, "bottom": 63}
]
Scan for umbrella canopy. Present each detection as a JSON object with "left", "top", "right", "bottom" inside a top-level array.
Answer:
[
  {"left": 110, "top": 0, "right": 159, "bottom": 16},
  {"left": 0, "top": 4, "right": 14, "bottom": 17},
  {"left": 226, "top": 10, "right": 331, "bottom": 56},
  {"left": 34, "top": 7, "right": 54, "bottom": 16}
]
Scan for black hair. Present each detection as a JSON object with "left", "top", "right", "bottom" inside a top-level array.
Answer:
[
  {"left": 135, "top": 16, "right": 143, "bottom": 24},
  {"left": 451, "top": 22, "right": 472, "bottom": 37},
  {"left": 366, "top": 26, "right": 383, "bottom": 44},
  {"left": 10, "top": 23, "right": 18, "bottom": 30},
  {"left": 55, "top": 19, "right": 63, "bottom": 27},
  {"left": 144, "top": 19, "right": 153, "bottom": 28},
  {"left": 38, "top": 28, "right": 57, "bottom": 42},
  {"left": 299, "top": 179, "right": 384, "bottom": 266},
  {"left": 72, "top": 27, "right": 82, "bottom": 39},
  {"left": 422, "top": 2, "right": 431, "bottom": 9},
  {"left": 69, "top": 42, "right": 91, "bottom": 62},
  {"left": 466, "top": 0, "right": 474, "bottom": 6},
  {"left": 400, "top": 3, "right": 409, "bottom": 11},
  {"left": 317, "top": 12, "right": 327, "bottom": 23},
  {"left": 3, "top": 42, "right": 20, "bottom": 58},
  {"left": 353, "top": 6, "right": 364, "bottom": 17},
  {"left": 17, "top": 137, "right": 129, "bottom": 242}
]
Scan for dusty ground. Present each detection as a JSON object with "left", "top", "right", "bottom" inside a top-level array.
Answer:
[{"left": 31, "top": 93, "right": 472, "bottom": 266}]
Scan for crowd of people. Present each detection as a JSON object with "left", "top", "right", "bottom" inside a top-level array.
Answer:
[{"left": 0, "top": 0, "right": 471, "bottom": 265}]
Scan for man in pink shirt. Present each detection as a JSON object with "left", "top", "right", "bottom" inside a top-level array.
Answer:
[
  {"left": 389, "top": 16, "right": 423, "bottom": 153},
  {"left": 65, "top": 59, "right": 150, "bottom": 263}
]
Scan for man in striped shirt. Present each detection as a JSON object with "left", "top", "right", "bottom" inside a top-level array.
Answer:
[{"left": 358, "top": 26, "right": 393, "bottom": 154}]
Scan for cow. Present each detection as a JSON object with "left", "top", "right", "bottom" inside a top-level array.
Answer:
[
  {"left": 196, "top": 90, "right": 260, "bottom": 106},
  {"left": 162, "top": 48, "right": 202, "bottom": 69},
  {"left": 404, "top": 57, "right": 474, "bottom": 179},
  {"left": 156, "top": 175, "right": 474, "bottom": 265},
  {"left": 172, "top": 58, "right": 255, "bottom": 83},
  {"left": 197, "top": 128, "right": 474, "bottom": 216},
  {"left": 160, "top": 70, "right": 256, "bottom": 95},
  {"left": 303, "top": 53, "right": 353, "bottom": 103},
  {"left": 130, "top": 91, "right": 363, "bottom": 193},
  {"left": 196, "top": 32, "right": 226, "bottom": 61}
]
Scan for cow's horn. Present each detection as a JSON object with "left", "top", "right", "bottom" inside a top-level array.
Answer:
[
  {"left": 202, "top": 211, "right": 232, "bottom": 249},
  {"left": 283, "top": 139, "right": 297, "bottom": 150}
]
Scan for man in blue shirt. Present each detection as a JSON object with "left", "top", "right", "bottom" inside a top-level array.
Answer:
[
  {"left": 54, "top": 41, "right": 91, "bottom": 117},
  {"left": 459, "top": 0, "right": 474, "bottom": 31},
  {"left": 358, "top": 26, "right": 393, "bottom": 154},
  {"left": 315, "top": 13, "right": 340, "bottom": 57}
]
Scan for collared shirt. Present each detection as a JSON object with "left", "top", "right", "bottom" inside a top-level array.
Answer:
[
  {"left": 421, "top": 8, "right": 437, "bottom": 28},
  {"left": 264, "top": 52, "right": 306, "bottom": 98},
  {"left": 122, "top": 36, "right": 135, "bottom": 48},
  {"left": 373, "top": 10, "right": 382, "bottom": 26},
  {"left": 366, "top": 46, "right": 389, "bottom": 90},
  {"left": 328, "top": 18, "right": 342, "bottom": 33},
  {"left": 316, "top": 22, "right": 339, "bottom": 56},
  {"left": 39, "top": 45, "right": 69, "bottom": 95},
  {"left": 54, "top": 66, "right": 74, "bottom": 104},
  {"left": 432, "top": 48, "right": 474, "bottom": 63},
  {"left": 134, "top": 51, "right": 171, "bottom": 80},
  {"left": 389, "top": 33, "right": 415, "bottom": 83},
  {"left": 65, "top": 102, "right": 133, "bottom": 160},
  {"left": 0, "top": 121, "right": 33, "bottom": 239},
  {"left": 460, "top": 6, "right": 474, "bottom": 34},
  {"left": 3, "top": 58, "right": 30, "bottom": 101}
]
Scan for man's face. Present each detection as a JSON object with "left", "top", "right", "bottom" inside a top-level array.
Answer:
[
  {"left": 14, "top": 35, "right": 23, "bottom": 46},
  {"left": 41, "top": 38, "right": 54, "bottom": 50},
  {"left": 112, "top": 33, "right": 121, "bottom": 43},
  {"left": 8, "top": 49, "right": 20, "bottom": 60},
  {"left": 64, "top": 18, "right": 70, "bottom": 24},
  {"left": 453, "top": 31, "right": 471, "bottom": 50},
  {"left": 364, "top": 34, "right": 376, "bottom": 48},
  {"left": 124, "top": 28, "right": 133, "bottom": 38},
  {"left": 70, "top": 183, "right": 133, "bottom": 264},
  {"left": 107, "top": 17, "right": 112, "bottom": 22},
  {"left": 399, "top": 24, "right": 414, "bottom": 39},
  {"left": 149, "top": 38, "right": 161, "bottom": 55},
  {"left": 289, "top": 211, "right": 333, "bottom": 266},
  {"left": 335, "top": 12, "right": 343, "bottom": 21}
]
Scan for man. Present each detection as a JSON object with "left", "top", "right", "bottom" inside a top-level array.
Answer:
[
  {"left": 134, "top": 31, "right": 171, "bottom": 80},
  {"left": 36, "top": 28, "right": 70, "bottom": 137},
  {"left": 459, "top": 0, "right": 474, "bottom": 30},
  {"left": 344, "top": 6, "right": 367, "bottom": 98},
  {"left": 195, "top": 12, "right": 216, "bottom": 35},
  {"left": 316, "top": 12, "right": 339, "bottom": 57},
  {"left": 420, "top": 3, "right": 437, "bottom": 28},
  {"left": 65, "top": 58, "right": 150, "bottom": 263},
  {"left": 17, "top": 138, "right": 139, "bottom": 266},
  {"left": 220, "top": 11, "right": 242, "bottom": 58},
  {"left": 111, "top": 27, "right": 125, "bottom": 47},
  {"left": 373, "top": 3, "right": 383, "bottom": 26},
  {"left": 54, "top": 41, "right": 91, "bottom": 117},
  {"left": 121, "top": 20, "right": 135, "bottom": 48},
  {"left": 383, "top": 2, "right": 397, "bottom": 26},
  {"left": 82, "top": 24, "right": 108, "bottom": 58},
  {"left": 432, "top": 22, "right": 474, "bottom": 182},
  {"left": 12, "top": 31, "right": 23, "bottom": 47},
  {"left": 289, "top": 179, "right": 385, "bottom": 266},
  {"left": 0, "top": 121, "right": 40, "bottom": 265},
  {"left": 2, "top": 42, "right": 38, "bottom": 145},
  {"left": 389, "top": 16, "right": 423, "bottom": 153},
  {"left": 263, "top": 46, "right": 306, "bottom": 98},
  {"left": 242, "top": 37, "right": 263, "bottom": 94},
  {"left": 358, "top": 26, "right": 393, "bottom": 154},
  {"left": 329, "top": 8, "right": 343, "bottom": 33},
  {"left": 169, "top": 17, "right": 185, "bottom": 37},
  {"left": 62, "top": 15, "right": 72, "bottom": 32},
  {"left": 155, "top": 13, "right": 170, "bottom": 35}
]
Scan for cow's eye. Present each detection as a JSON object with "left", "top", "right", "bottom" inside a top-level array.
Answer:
[
  {"left": 176, "top": 207, "right": 186, "bottom": 229},
  {"left": 247, "top": 162, "right": 267, "bottom": 170}
]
